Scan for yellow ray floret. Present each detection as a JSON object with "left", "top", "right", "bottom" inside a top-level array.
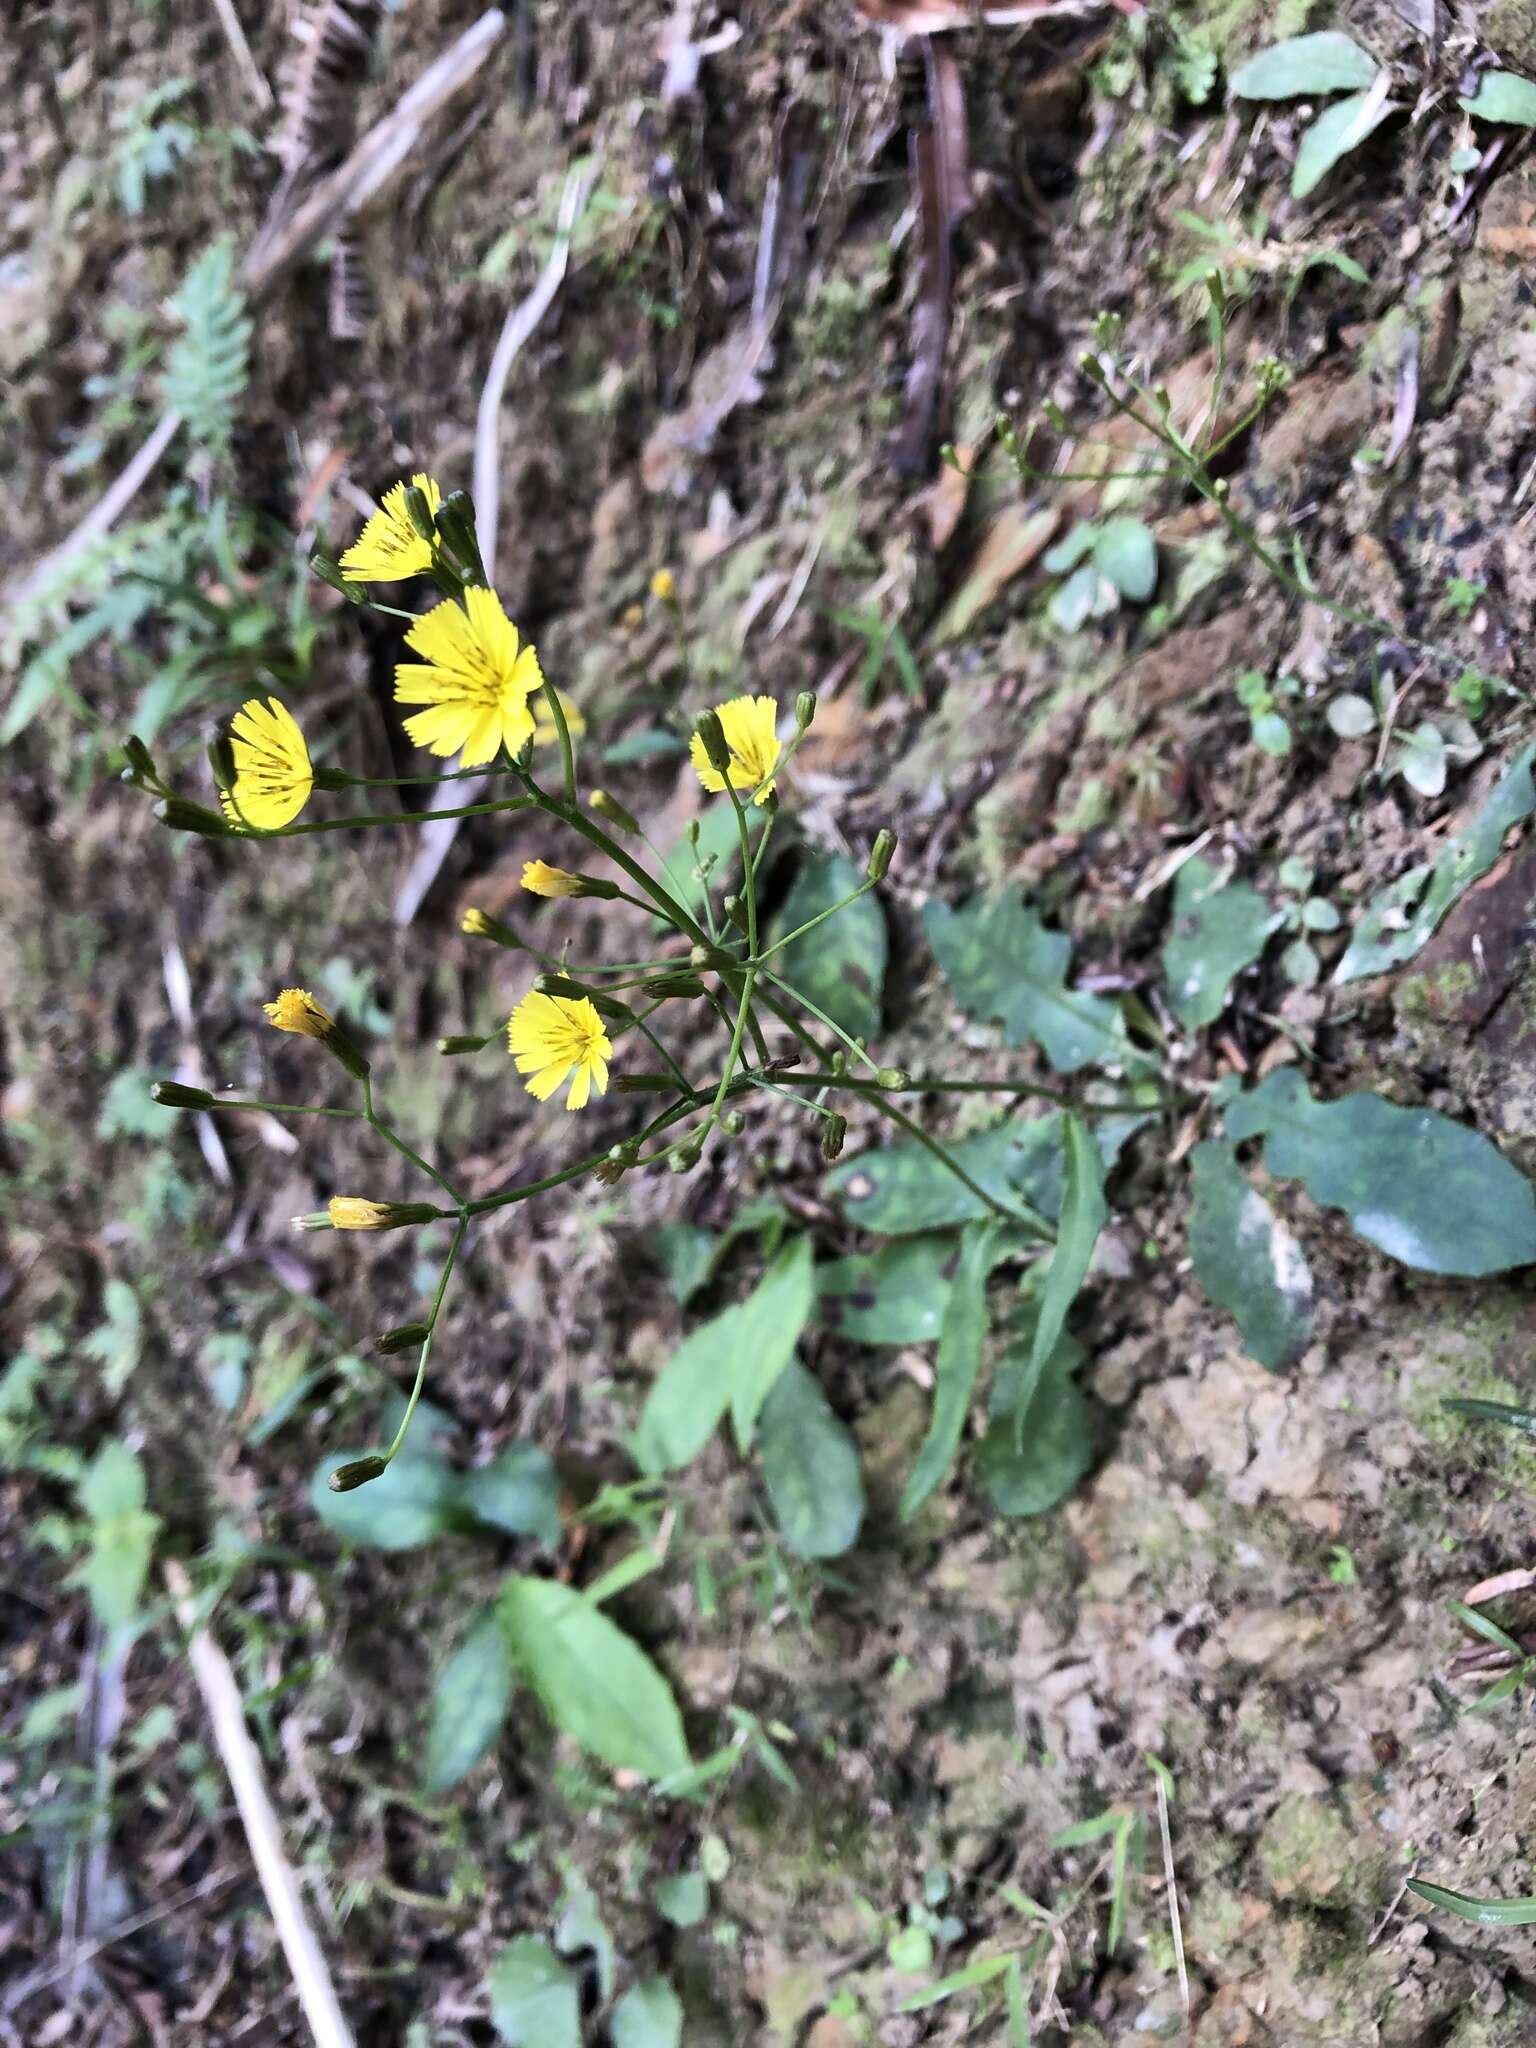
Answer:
[
  {"left": 328, "top": 1198, "right": 395, "bottom": 1230},
  {"left": 394, "top": 586, "right": 543, "bottom": 768},
  {"left": 222, "top": 697, "right": 313, "bottom": 829},
  {"left": 263, "top": 988, "right": 334, "bottom": 1038},
  {"left": 507, "top": 990, "right": 613, "bottom": 1111},
  {"left": 338, "top": 473, "right": 442, "bottom": 581},
  {"left": 521, "top": 860, "right": 582, "bottom": 898},
  {"left": 690, "top": 694, "right": 781, "bottom": 806}
]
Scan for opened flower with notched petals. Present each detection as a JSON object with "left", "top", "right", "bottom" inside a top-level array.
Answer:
[
  {"left": 222, "top": 698, "right": 313, "bottom": 830},
  {"left": 689, "top": 694, "right": 781, "bottom": 806},
  {"left": 394, "top": 586, "right": 543, "bottom": 768},
  {"left": 338, "top": 473, "right": 442, "bottom": 582},
  {"left": 507, "top": 990, "right": 612, "bottom": 1110}
]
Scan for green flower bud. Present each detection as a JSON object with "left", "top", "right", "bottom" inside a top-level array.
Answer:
[
  {"left": 403, "top": 484, "right": 437, "bottom": 541},
  {"left": 642, "top": 972, "right": 706, "bottom": 1000},
  {"left": 721, "top": 1110, "right": 746, "bottom": 1136},
  {"left": 322, "top": 1028, "right": 371, "bottom": 1084},
  {"left": 876, "top": 1067, "right": 912, "bottom": 1090},
  {"left": 588, "top": 789, "right": 641, "bottom": 836},
  {"left": 374, "top": 1323, "right": 431, "bottom": 1355},
  {"left": 437, "top": 1033, "right": 493, "bottom": 1055},
  {"left": 690, "top": 942, "right": 730, "bottom": 972},
  {"left": 821, "top": 1112, "right": 848, "bottom": 1161},
  {"left": 795, "top": 691, "right": 817, "bottom": 733},
  {"left": 328, "top": 1455, "right": 387, "bottom": 1492},
  {"left": 309, "top": 551, "right": 367, "bottom": 601},
  {"left": 151, "top": 1080, "right": 216, "bottom": 1109},
  {"left": 122, "top": 735, "right": 158, "bottom": 783},
  {"left": 694, "top": 708, "right": 732, "bottom": 776},
  {"left": 207, "top": 736, "right": 238, "bottom": 795},
  {"left": 534, "top": 973, "right": 599, "bottom": 1000},
  {"left": 435, "top": 489, "right": 487, "bottom": 585},
  {"left": 155, "top": 797, "right": 232, "bottom": 837},
  {"left": 722, "top": 893, "right": 750, "bottom": 934},
  {"left": 866, "top": 829, "right": 896, "bottom": 883}
]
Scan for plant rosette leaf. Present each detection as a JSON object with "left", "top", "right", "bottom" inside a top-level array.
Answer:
[
  {"left": 308, "top": 1450, "right": 461, "bottom": 1552},
  {"left": 423, "top": 1603, "right": 515, "bottom": 1795},
  {"left": 1291, "top": 86, "right": 1398, "bottom": 201},
  {"left": 1460, "top": 70, "right": 1536, "bottom": 126},
  {"left": 976, "top": 1323, "right": 1094, "bottom": 1518},
  {"left": 1162, "top": 855, "right": 1283, "bottom": 1031},
  {"left": 1092, "top": 516, "right": 1158, "bottom": 601},
  {"left": 498, "top": 1575, "right": 691, "bottom": 1781},
  {"left": 488, "top": 1937, "right": 582, "bottom": 2048},
  {"left": 612, "top": 1978, "right": 685, "bottom": 2048},
  {"left": 1225, "top": 1069, "right": 1536, "bottom": 1276},
  {"left": 769, "top": 851, "right": 887, "bottom": 1043},
  {"left": 901, "top": 1220, "right": 1000, "bottom": 1520},
  {"left": 758, "top": 1359, "right": 865, "bottom": 1558},
  {"left": 925, "top": 892, "right": 1147, "bottom": 1074},
  {"left": 1229, "top": 31, "right": 1376, "bottom": 98},
  {"left": 1021, "top": 1112, "right": 1106, "bottom": 1408},
  {"left": 817, "top": 1235, "right": 956, "bottom": 1345},
  {"left": 1187, "top": 1140, "right": 1313, "bottom": 1371}
]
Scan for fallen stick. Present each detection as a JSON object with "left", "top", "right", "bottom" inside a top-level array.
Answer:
[
  {"left": 164, "top": 1561, "right": 356, "bottom": 2048},
  {"left": 10, "top": 9, "right": 506, "bottom": 614}
]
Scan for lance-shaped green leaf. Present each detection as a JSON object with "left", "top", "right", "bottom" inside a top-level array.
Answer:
[
  {"left": 1334, "top": 745, "right": 1536, "bottom": 982},
  {"left": 769, "top": 852, "right": 886, "bottom": 1042},
  {"left": 1229, "top": 31, "right": 1376, "bottom": 98},
  {"left": 730, "top": 1235, "right": 815, "bottom": 1448},
  {"left": 925, "top": 894, "right": 1144, "bottom": 1074},
  {"left": 1407, "top": 1879, "right": 1536, "bottom": 1926},
  {"left": 1225, "top": 1069, "right": 1536, "bottom": 1276},
  {"left": 1013, "top": 1114, "right": 1105, "bottom": 1438},
  {"left": 901, "top": 1220, "right": 1000, "bottom": 1519},
  {"left": 1461, "top": 71, "right": 1536, "bottom": 125},
  {"left": 758, "top": 1360, "right": 865, "bottom": 1558},
  {"left": 1162, "top": 856, "right": 1282, "bottom": 1028},
  {"left": 976, "top": 1322, "right": 1094, "bottom": 1518},
  {"left": 1188, "top": 1140, "right": 1313, "bottom": 1371},
  {"left": 816, "top": 1235, "right": 956, "bottom": 1344},
  {"left": 1291, "top": 89, "right": 1398, "bottom": 200},
  {"left": 423, "top": 1603, "right": 514, "bottom": 1795},
  {"left": 498, "top": 1575, "right": 690, "bottom": 1782}
]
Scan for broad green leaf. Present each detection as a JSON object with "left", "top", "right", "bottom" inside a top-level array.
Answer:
[
  {"left": 1225, "top": 1069, "right": 1536, "bottom": 1276},
  {"left": 423, "top": 1605, "right": 513, "bottom": 1795},
  {"left": 977, "top": 1323, "right": 1093, "bottom": 1518},
  {"left": 489, "top": 1937, "right": 581, "bottom": 2048},
  {"left": 1460, "top": 70, "right": 1536, "bottom": 125},
  {"left": 1188, "top": 1141, "right": 1313, "bottom": 1371},
  {"left": 769, "top": 853, "right": 886, "bottom": 1043},
  {"left": 70, "top": 1442, "right": 159, "bottom": 1632},
  {"left": 1291, "top": 90, "right": 1398, "bottom": 200},
  {"left": 555, "top": 1881, "right": 615, "bottom": 1998},
  {"left": 816, "top": 1235, "right": 956, "bottom": 1345},
  {"left": 632, "top": 1307, "right": 743, "bottom": 1474},
  {"left": 1334, "top": 745, "right": 1536, "bottom": 982},
  {"left": 309, "top": 1450, "right": 460, "bottom": 1551},
  {"left": 1407, "top": 1878, "right": 1536, "bottom": 1926},
  {"left": 1162, "top": 856, "right": 1282, "bottom": 1029},
  {"left": 730, "top": 1235, "right": 816, "bottom": 1448},
  {"left": 460, "top": 1442, "right": 562, "bottom": 1547},
  {"left": 612, "top": 1978, "right": 684, "bottom": 2048},
  {"left": 901, "top": 1221, "right": 999, "bottom": 1519},
  {"left": 758, "top": 1360, "right": 865, "bottom": 1557},
  {"left": 1019, "top": 1114, "right": 1106, "bottom": 1416},
  {"left": 1049, "top": 560, "right": 1113, "bottom": 631},
  {"left": 925, "top": 894, "right": 1143, "bottom": 1073},
  {"left": 1092, "top": 517, "right": 1157, "bottom": 601},
  {"left": 1229, "top": 31, "right": 1375, "bottom": 99},
  {"left": 655, "top": 1869, "right": 709, "bottom": 1925},
  {"left": 651, "top": 1222, "right": 719, "bottom": 1306},
  {"left": 498, "top": 1575, "right": 690, "bottom": 1781}
]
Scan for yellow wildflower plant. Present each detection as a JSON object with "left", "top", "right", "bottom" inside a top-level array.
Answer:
[
  {"left": 507, "top": 990, "right": 612, "bottom": 1110},
  {"left": 263, "top": 988, "right": 334, "bottom": 1038},
  {"left": 531, "top": 688, "right": 588, "bottom": 747},
  {"left": 690, "top": 694, "right": 781, "bottom": 806},
  {"left": 329, "top": 1198, "right": 395, "bottom": 1230},
  {"left": 222, "top": 697, "right": 313, "bottom": 830},
  {"left": 338, "top": 473, "right": 442, "bottom": 582},
  {"left": 650, "top": 567, "right": 677, "bottom": 602},
  {"left": 394, "top": 585, "right": 543, "bottom": 767}
]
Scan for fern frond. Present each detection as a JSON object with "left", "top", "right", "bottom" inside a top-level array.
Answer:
[{"left": 161, "top": 238, "right": 252, "bottom": 456}]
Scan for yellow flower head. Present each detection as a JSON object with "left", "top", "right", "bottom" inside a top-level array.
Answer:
[
  {"left": 264, "top": 988, "right": 334, "bottom": 1038},
  {"left": 462, "top": 907, "right": 493, "bottom": 936},
  {"left": 508, "top": 990, "right": 613, "bottom": 1111},
  {"left": 690, "top": 694, "right": 782, "bottom": 806},
  {"left": 222, "top": 697, "right": 313, "bottom": 830},
  {"left": 338, "top": 473, "right": 442, "bottom": 582},
  {"left": 521, "top": 860, "right": 582, "bottom": 899},
  {"left": 395, "top": 586, "right": 543, "bottom": 767},
  {"left": 328, "top": 1197, "right": 395, "bottom": 1231},
  {"left": 532, "top": 689, "right": 588, "bottom": 747},
  {"left": 650, "top": 567, "right": 677, "bottom": 602}
]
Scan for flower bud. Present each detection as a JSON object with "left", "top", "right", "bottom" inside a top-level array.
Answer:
[
  {"left": 435, "top": 490, "right": 487, "bottom": 585},
  {"left": 721, "top": 1110, "right": 745, "bottom": 1136},
  {"left": 403, "top": 484, "right": 437, "bottom": 542},
  {"left": 866, "top": 829, "right": 896, "bottom": 883},
  {"left": 328, "top": 1455, "right": 387, "bottom": 1492},
  {"left": 521, "top": 860, "right": 620, "bottom": 901},
  {"left": 437, "top": 1033, "right": 492, "bottom": 1055},
  {"left": 309, "top": 551, "right": 367, "bottom": 601},
  {"left": 374, "top": 1322, "right": 431, "bottom": 1355},
  {"left": 650, "top": 567, "right": 677, "bottom": 603},
  {"left": 592, "top": 1155, "right": 626, "bottom": 1186},
  {"left": 690, "top": 942, "right": 730, "bottom": 972},
  {"left": 821, "top": 1112, "right": 848, "bottom": 1161},
  {"left": 693, "top": 709, "right": 731, "bottom": 776},
  {"left": 534, "top": 973, "right": 599, "bottom": 1000},
  {"left": 327, "top": 1197, "right": 441, "bottom": 1231},
  {"left": 722, "top": 893, "right": 750, "bottom": 934},
  {"left": 155, "top": 796, "right": 231, "bottom": 837},
  {"left": 151, "top": 1080, "right": 216, "bottom": 1109},
  {"left": 207, "top": 735, "right": 237, "bottom": 795},
  {"left": 461, "top": 907, "right": 522, "bottom": 948},
  {"left": 122, "top": 735, "right": 158, "bottom": 783},
  {"left": 642, "top": 972, "right": 706, "bottom": 1000},
  {"left": 614, "top": 1073, "right": 678, "bottom": 1093},
  {"left": 875, "top": 1067, "right": 911, "bottom": 1090},
  {"left": 794, "top": 691, "right": 817, "bottom": 733},
  {"left": 588, "top": 789, "right": 641, "bottom": 836}
]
